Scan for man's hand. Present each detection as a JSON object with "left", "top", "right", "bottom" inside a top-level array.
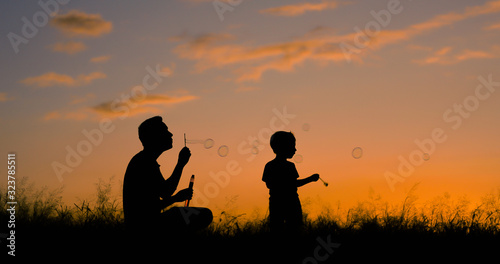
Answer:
[
  {"left": 177, "top": 147, "right": 191, "bottom": 167},
  {"left": 310, "top": 173, "right": 320, "bottom": 182},
  {"left": 174, "top": 188, "right": 193, "bottom": 202}
]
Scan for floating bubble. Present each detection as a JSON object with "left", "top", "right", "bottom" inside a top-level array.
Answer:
[
  {"left": 294, "top": 154, "right": 303, "bottom": 163},
  {"left": 302, "top": 123, "right": 311, "bottom": 132},
  {"left": 218, "top": 145, "right": 229, "bottom": 157},
  {"left": 251, "top": 147, "right": 259, "bottom": 155},
  {"left": 423, "top": 153, "right": 430, "bottom": 161},
  {"left": 204, "top": 138, "right": 214, "bottom": 149},
  {"left": 352, "top": 147, "right": 363, "bottom": 159}
]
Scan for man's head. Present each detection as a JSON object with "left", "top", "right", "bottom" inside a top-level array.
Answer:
[
  {"left": 270, "top": 131, "right": 296, "bottom": 158},
  {"left": 138, "top": 116, "right": 173, "bottom": 151}
]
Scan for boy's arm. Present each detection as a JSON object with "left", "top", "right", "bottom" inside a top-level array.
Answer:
[
  {"left": 297, "top": 174, "right": 319, "bottom": 187},
  {"left": 262, "top": 168, "right": 271, "bottom": 189},
  {"left": 291, "top": 162, "right": 319, "bottom": 187},
  {"left": 262, "top": 163, "right": 276, "bottom": 189}
]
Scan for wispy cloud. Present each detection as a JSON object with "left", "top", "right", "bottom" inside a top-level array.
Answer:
[
  {"left": 160, "top": 63, "right": 176, "bottom": 76},
  {"left": 413, "top": 46, "right": 500, "bottom": 65},
  {"left": 43, "top": 93, "right": 198, "bottom": 121},
  {"left": 0, "top": 92, "right": 14, "bottom": 102},
  {"left": 43, "top": 111, "right": 63, "bottom": 121},
  {"left": 49, "top": 41, "right": 87, "bottom": 54},
  {"left": 235, "top": 86, "right": 261, "bottom": 93},
  {"left": 171, "top": 32, "right": 341, "bottom": 82},
  {"left": 92, "top": 94, "right": 198, "bottom": 118},
  {"left": 182, "top": 0, "right": 218, "bottom": 2},
  {"left": 51, "top": 10, "right": 112, "bottom": 37},
  {"left": 21, "top": 72, "right": 106, "bottom": 88},
  {"left": 90, "top": 55, "right": 111, "bottom": 63},
  {"left": 43, "top": 110, "right": 89, "bottom": 121},
  {"left": 260, "top": 1, "right": 340, "bottom": 17},
  {"left": 69, "top": 93, "right": 96, "bottom": 105},
  {"left": 408, "top": 1, "right": 500, "bottom": 32},
  {"left": 172, "top": 0, "right": 500, "bottom": 82},
  {"left": 484, "top": 22, "right": 500, "bottom": 30}
]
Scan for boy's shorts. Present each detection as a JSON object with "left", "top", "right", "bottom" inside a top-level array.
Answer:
[{"left": 269, "top": 195, "right": 303, "bottom": 228}]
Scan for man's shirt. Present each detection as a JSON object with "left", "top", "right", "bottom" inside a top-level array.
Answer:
[{"left": 123, "top": 151, "right": 166, "bottom": 227}]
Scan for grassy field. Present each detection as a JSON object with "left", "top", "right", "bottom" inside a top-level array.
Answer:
[{"left": 2, "top": 178, "right": 499, "bottom": 262}]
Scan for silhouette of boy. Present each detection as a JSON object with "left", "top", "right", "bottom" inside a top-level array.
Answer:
[
  {"left": 262, "top": 131, "right": 319, "bottom": 233},
  {"left": 123, "top": 116, "right": 212, "bottom": 236}
]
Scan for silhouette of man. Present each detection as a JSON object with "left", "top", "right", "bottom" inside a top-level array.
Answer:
[
  {"left": 123, "top": 116, "right": 212, "bottom": 236},
  {"left": 262, "top": 131, "right": 319, "bottom": 233}
]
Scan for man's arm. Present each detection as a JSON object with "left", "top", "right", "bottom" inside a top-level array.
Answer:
[
  {"left": 159, "top": 196, "right": 175, "bottom": 209},
  {"left": 160, "top": 147, "right": 191, "bottom": 199},
  {"left": 159, "top": 188, "right": 193, "bottom": 209}
]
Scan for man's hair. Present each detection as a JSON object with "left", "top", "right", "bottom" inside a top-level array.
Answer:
[
  {"left": 270, "top": 131, "right": 295, "bottom": 154},
  {"left": 138, "top": 116, "right": 164, "bottom": 147}
]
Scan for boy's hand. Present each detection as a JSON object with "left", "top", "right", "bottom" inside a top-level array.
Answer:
[
  {"left": 174, "top": 188, "right": 193, "bottom": 202},
  {"left": 310, "top": 173, "right": 320, "bottom": 182},
  {"left": 178, "top": 147, "right": 191, "bottom": 167}
]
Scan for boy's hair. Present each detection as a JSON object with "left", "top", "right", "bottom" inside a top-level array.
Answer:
[
  {"left": 138, "top": 116, "right": 164, "bottom": 147},
  {"left": 270, "top": 131, "right": 295, "bottom": 154}
]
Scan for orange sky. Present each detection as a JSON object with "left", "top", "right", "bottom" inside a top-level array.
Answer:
[{"left": 1, "top": 0, "right": 499, "bottom": 218}]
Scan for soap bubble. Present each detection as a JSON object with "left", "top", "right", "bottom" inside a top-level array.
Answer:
[
  {"left": 294, "top": 154, "right": 303, "bottom": 163},
  {"left": 302, "top": 123, "right": 311, "bottom": 132},
  {"left": 218, "top": 145, "right": 229, "bottom": 157},
  {"left": 352, "top": 147, "right": 363, "bottom": 159},
  {"left": 204, "top": 138, "right": 214, "bottom": 149},
  {"left": 251, "top": 147, "right": 259, "bottom": 155},
  {"left": 423, "top": 153, "right": 430, "bottom": 161}
]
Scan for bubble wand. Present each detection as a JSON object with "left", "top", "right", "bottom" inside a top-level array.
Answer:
[
  {"left": 319, "top": 176, "right": 328, "bottom": 187},
  {"left": 185, "top": 175, "right": 194, "bottom": 207}
]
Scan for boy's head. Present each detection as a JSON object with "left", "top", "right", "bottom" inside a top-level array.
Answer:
[
  {"left": 138, "top": 116, "right": 173, "bottom": 151},
  {"left": 270, "top": 131, "right": 296, "bottom": 158}
]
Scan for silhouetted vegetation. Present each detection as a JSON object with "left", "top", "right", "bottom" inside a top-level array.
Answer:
[{"left": 1, "top": 178, "right": 499, "bottom": 262}]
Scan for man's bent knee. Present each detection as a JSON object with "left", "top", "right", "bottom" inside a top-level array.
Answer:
[
  {"left": 164, "top": 207, "right": 212, "bottom": 230},
  {"left": 184, "top": 207, "right": 212, "bottom": 229}
]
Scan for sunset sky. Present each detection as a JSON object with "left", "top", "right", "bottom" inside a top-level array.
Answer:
[{"left": 1, "top": 0, "right": 499, "bottom": 218}]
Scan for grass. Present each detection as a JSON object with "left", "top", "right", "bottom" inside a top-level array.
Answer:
[{"left": 1, "top": 178, "right": 499, "bottom": 262}]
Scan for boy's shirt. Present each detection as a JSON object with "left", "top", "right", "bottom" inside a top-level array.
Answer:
[{"left": 262, "top": 159, "right": 299, "bottom": 198}]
